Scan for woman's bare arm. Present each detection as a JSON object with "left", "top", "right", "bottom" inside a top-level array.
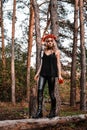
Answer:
[
  {"left": 34, "top": 59, "right": 42, "bottom": 81},
  {"left": 55, "top": 50, "right": 63, "bottom": 79}
]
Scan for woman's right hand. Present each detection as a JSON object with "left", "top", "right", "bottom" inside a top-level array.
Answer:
[
  {"left": 58, "top": 76, "right": 64, "bottom": 84},
  {"left": 34, "top": 74, "right": 39, "bottom": 81}
]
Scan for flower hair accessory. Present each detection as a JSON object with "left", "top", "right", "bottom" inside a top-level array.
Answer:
[{"left": 42, "top": 34, "right": 57, "bottom": 42}]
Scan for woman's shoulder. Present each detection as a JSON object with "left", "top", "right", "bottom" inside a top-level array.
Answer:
[{"left": 55, "top": 49, "right": 60, "bottom": 56}]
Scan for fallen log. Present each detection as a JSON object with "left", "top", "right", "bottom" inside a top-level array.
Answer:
[{"left": 0, "top": 114, "right": 87, "bottom": 130}]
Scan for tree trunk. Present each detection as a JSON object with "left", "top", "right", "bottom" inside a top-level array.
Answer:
[
  {"left": 50, "top": 0, "right": 61, "bottom": 115},
  {"left": 0, "top": 114, "right": 87, "bottom": 130},
  {"left": 70, "top": 0, "right": 79, "bottom": 106},
  {"left": 11, "top": 0, "right": 16, "bottom": 104},
  {"left": 27, "top": 0, "right": 34, "bottom": 117},
  {"left": 42, "top": 4, "right": 51, "bottom": 36},
  {"left": 0, "top": 0, "right": 6, "bottom": 87},
  {"left": 50, "top": 0, "right": 59, "bottom": 37},
  {"left": 32, "top": 0, "right": 41, "bottom": 115},
  {"left": 79, "top": 0, "right": 86, "bottom": 111},
  {"left": 32, "top": 0, "right": 41, "bottom": 71}
]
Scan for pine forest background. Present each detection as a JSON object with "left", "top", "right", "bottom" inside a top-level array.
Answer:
[{"left": 0, "top": 0, "right": 87, "bottom": 114}]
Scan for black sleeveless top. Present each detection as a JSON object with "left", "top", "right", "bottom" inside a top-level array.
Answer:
[{"left": 40, "top": 52, "right": 58, "bottom": 77}]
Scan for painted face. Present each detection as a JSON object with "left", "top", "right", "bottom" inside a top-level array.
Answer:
[{"left": 45, "top": 38, "right": 54, "bottom": 49}]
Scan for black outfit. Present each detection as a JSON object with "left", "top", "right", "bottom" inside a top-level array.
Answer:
[
  {"left": 33, "top": 52, "right": 58, "bottom": 118},
  {"left": 40, "top": 52, "right": 58, "bottom": 77}
]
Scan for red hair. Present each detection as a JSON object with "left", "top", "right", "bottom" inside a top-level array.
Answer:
[{"left": 42, "top": 34, "right": 57, "bottom": 42}]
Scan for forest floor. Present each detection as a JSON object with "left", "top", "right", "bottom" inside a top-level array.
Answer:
[
  {"left": 0, "top": 102, "right": 87, "bottom": 130},
  {"left": 0, "top": 80, "right": 87, "bottom": 129}
]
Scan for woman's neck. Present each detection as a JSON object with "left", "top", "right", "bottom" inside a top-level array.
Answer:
[{"left": 44, "top": 49, "right": 54, "bottom": 55}]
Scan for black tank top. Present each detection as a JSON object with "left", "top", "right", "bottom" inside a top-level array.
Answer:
[{"left": 40, "top": 52, "right": 58, "bottom": 77}]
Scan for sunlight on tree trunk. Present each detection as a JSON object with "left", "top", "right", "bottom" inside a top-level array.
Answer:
[
  {"left": 11, "top": 0, "right": 16, "bottom": 105},
  {"left": 27, "top": 0, "right": 34, "bottom": 117}
]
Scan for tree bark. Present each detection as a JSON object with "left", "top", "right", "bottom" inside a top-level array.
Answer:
[
  {"left": 0, "top": 114, "right": 87, "bottom": 130},
  {"left": 42, "top": 4, "right": 51, "bottom": 36},
  {"left": 11, "top": 0, "right": 16, "bottom": 104},
  {"left": 32, "top": 0, "right": 42, "bottom": 115},
  {"left": 0, "top": 0, "right": 6, "bottom": 87},
  {"left": 50, "top": 0, "right": 61, "bottom": 115},
  {"left": 50, "top": 0, "right": 59, "bottom": 38},
  {"left": 79, "top": 0, "right": 86, "bottom": 111},
  {"left": 32, "top": 0, "right": 41, "bottom": 71},
  {"left": 27, "top": 0, "right": 34, "bottom": 117},
  {"left": 70, "top": 0, "right": 79, "bottom": 106}
]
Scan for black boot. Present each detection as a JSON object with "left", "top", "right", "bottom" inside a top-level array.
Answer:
[
  {"left": 32, "top": 109, "right": 43, "bottom": 119},
  {"left": 32, "top": 90, "right": 43, "bottom": 119},
  {"left": 47, "top": 109, "right": 56, "bottom": 118},
  {"left": 47, "top": 97, "right": 56, "bottom": 118}
]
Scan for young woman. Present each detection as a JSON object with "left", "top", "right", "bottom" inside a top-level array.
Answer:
[{"left": 33, "top": 34, "right": 63, "bottom": 118}]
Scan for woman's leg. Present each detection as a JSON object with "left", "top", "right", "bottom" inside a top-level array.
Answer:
[
  {"left": 32, "top": 76, "right": 46, "bottom": 118},
  {"left": 47, "top": 77, "right": 56, "bottom": 118}
]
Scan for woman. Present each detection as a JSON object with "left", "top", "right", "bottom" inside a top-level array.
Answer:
[{"left": 33, "top": 34, "right": 63, "bottom": 118}]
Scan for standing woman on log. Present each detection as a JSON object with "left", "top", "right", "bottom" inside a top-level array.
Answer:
[{"left": 32, "top": 34, "right": 63, "bottom": 118}]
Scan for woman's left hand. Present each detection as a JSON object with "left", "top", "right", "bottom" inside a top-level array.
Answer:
[{"left": 58, "top": 76, "right": 64, "bottom": 84}]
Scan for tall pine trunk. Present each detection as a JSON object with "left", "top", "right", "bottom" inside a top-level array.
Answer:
[
  {"left": 32, "top": 0, "right": 42, "bottom": 116},
  {"left": 50, "top": 0, "right": 61, "bottom": 115},
  {"left": 27, "top": 0, "right": 34, "bottom": 117},
  {"left": 79, "top": 0, "right": 86, "bottom": 111},
  {"left": 0, "top": 0, "right": 6, "bottom": 87},
  {"left": 70, "top": 0, "right": 79, "bottom": 106},
  {"left": 11, "top": 0, "right": 16, "bottom": 104},
  {"left": 32, "top": 0, "right": 41, "bottom": 71}
]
